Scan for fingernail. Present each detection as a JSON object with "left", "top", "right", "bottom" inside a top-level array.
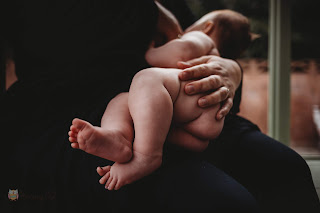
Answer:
[
  {"left": 199, "top": 98, "right": 208, "bottom": 107},
  {"left": 179, "top": 72, "right": 185, "bottom": 79},
  {"left": 186, "top": 85, "right": 194, "bottom": 94},
  {"left": 217, "top": 114, "right": 224, "bottom": 120}
]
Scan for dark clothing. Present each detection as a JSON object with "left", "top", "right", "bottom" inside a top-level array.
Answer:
[
  {"left": 160, "top": 0, "right": 197, "bottom": 30},
  {"left": 1, "top": 0, "right": 319, "bottom": 212},
  {"left": 2, "top": 0, "right": 156, "bottom": 100},
  {"left": 1, "top": 0, "right": 159, "bottom": 210},
  {"left": 205, "top": 115, "right": 320, "bottom": 212}
]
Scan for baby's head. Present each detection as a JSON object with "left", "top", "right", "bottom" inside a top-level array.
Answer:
[{"left": 186, "top": 9, "right": 251, "bottom": 59}]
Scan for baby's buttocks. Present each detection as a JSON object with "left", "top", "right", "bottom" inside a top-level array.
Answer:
[
  {"left": 173, "top": 81, "right": 206, "bottom": 124},
  {"left": 172, "top": 80, "right": 224, "bottom": 140}
]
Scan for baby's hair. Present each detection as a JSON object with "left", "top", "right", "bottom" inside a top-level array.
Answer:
[{"left": 210, "top": 10, "right": 251, "bottom": 59}]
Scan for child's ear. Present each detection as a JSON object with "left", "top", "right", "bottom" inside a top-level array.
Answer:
[{"left": 202, "top": 21, "right": 214, "bottom": 35}]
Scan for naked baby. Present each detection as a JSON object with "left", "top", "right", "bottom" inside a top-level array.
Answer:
[{"left": 68, "top": 9, "right": 251, "bottom": 190}]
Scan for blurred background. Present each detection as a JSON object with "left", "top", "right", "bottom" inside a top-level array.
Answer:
[{"left": 185, "top": 0, "right": 320, "bottom": 155}]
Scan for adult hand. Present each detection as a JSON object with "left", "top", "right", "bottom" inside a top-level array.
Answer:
[{"left": 177, "top": 55, "right": 242, "bottom": 120}]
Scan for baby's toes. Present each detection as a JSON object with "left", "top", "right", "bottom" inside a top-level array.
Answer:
[
  {"left": 68, "top": 130, "right": 78, "bottom": 138},
  {"left": 70, "top": 125, "right": 79, "bottom": 133},
  {"left": 115, "top": 180, "right": 123, "bottom": 191},
  {"left": 105, "top": 176, "right": 113, "bottom": 190},
  {"left": 72, "top": 118, "right": 87, "bottom": 130},
  {"left": 70, "top": 142, "right": 79, "bottom": 149},
  {"left": 107, "top": 178, "right": 118, "bottom": 191},
  {"left": 69, "top": 136, "right": 77, "bottom": 143},
  {"left": 97, "top": 166, "right": 111, "bottom": 176},
  {"left": 99, "top": 172, "right": 110, "bottom": 185}
]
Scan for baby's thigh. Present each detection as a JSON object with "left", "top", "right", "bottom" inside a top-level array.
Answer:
[
  {"left": 173, "top": 81, "right": 203, "bottom": 123},
  {"left": 183, "top": 104, "right": 224, "bottom": 140},
  {"left": 173, "top": 82, "right": 224, "bottom": 140}
]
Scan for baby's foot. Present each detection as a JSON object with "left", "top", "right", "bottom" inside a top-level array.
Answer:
[
  {"left": 97, "top": 165, "right": 111, "bottom": 183},
  {"left": 98, "top": 151, "right": 162, "bottom": 190},
  {"left": 68, "top": 118, "right": 132, "bottom": 162},
  {"left": 97, "top": 166, "right": 111, "bottom": 177}
]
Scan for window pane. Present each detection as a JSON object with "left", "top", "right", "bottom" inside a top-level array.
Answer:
[{"left": 185, "top": 0, "right": 320, "bottom": 156}]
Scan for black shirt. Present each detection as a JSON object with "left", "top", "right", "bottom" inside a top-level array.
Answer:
[
  {"left": 2, "top": 0, "right": 157, "bottom": 104},
  {"left": 1, "top": 0, "right": 158, "bottom": 207}
]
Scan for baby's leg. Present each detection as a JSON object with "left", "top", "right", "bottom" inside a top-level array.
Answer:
[
  {"left": 167, "top": 125, "right": 210, "bottom": 152},
  {"left": 69, "top": 93, "right": 133, "bottom": 163},
  {"left": 101, "top": 68, "right": 181, "bottom": 190},
  {"left": 167, "top": 106, "right": 224, "bottom": 153},
  {"left": 170, "top": 81, "right": 224, "bottom": 152},
  {"left": 183, "top": 103, "right": 225, "bottom": 141}
]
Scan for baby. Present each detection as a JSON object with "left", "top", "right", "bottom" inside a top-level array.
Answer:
[{"left": 68, "top": 9, "right": 251, "bottom": 190}]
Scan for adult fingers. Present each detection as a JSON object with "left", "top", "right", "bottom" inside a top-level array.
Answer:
[
  {"left": 179, "top": 60, "right": 223, "bottom": 81},
  {"left": 197, "top": 86, "right": 230, "bottom": 108},
  {"left": 177, "top": 55, "right": 212, "bottom": 69},
  {"left": 184, "top": 75, "right": 223, "bottom": 95},
  {"left": 179, "top": 63, "right": 212, "bottom": 81},
  {"left": 216, "top": 97, "right": 234, "bottom": 120},
  {"left": 180, "top": 55, "right": 212, "bottom": 67}
]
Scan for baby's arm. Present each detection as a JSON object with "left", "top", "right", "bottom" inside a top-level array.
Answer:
[{"left": 145, "top": 31, "right": 214, "bottom": 68}]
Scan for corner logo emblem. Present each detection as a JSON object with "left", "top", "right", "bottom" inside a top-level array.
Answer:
[{"left": 8, "top": 189, "right": 19, "bottom": 201}]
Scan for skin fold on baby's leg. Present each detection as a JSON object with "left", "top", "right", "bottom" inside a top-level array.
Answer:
[
  {"left": 68, "top": 93, "right": 133, "bottom": 163},
  {"left": 98, "top": 68, "right": 181, "bottom": 190},
  {"left": 167, "top": 125, "right": 210, "bottom": 152}
]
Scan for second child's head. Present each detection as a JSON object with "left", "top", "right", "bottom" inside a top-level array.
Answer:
[{"left": 186, "top": 9, "right": 251, "bottom": 59}]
